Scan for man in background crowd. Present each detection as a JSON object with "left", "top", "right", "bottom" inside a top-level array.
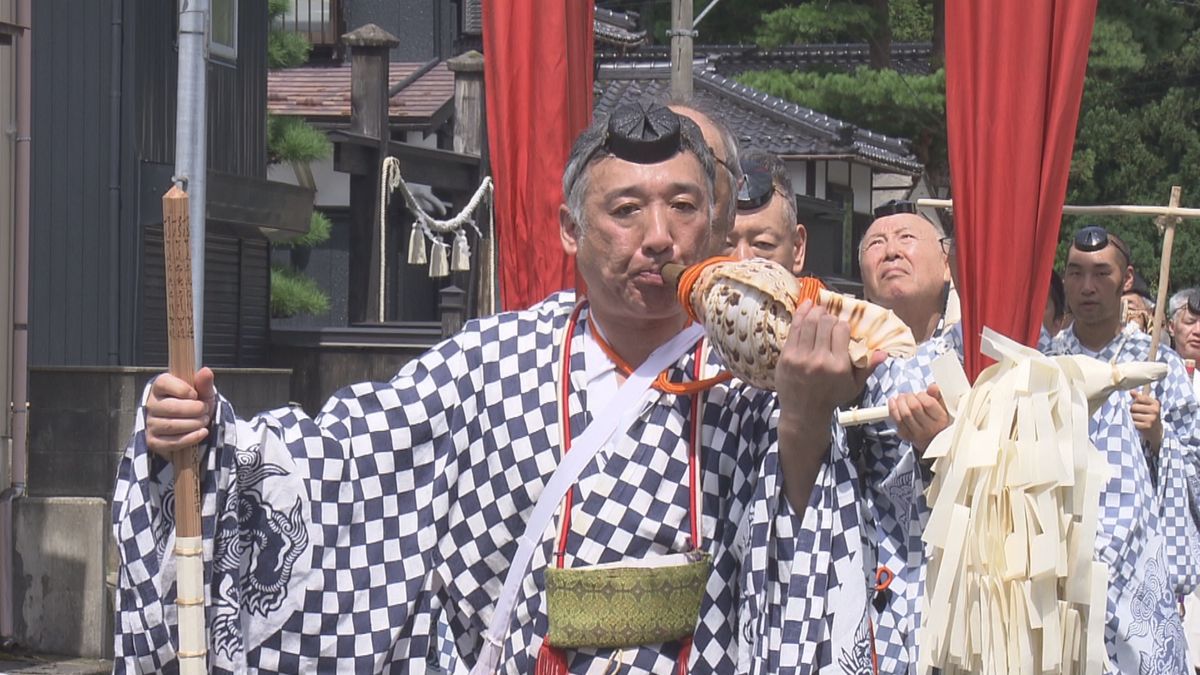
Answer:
[
  {"left": 858, "top": 200, "right": 953, "bottom": 344},
  {"left": 721, "top": 148, "right": 806, "bottom": 274}
]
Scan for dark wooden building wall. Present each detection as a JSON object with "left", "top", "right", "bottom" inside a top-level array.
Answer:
[
  {"left": 30, "top": 0, "right": 271, "bottom": 367},
  {"left": 136, "top": 0, "right": 267, "bottom": 177},
  {"left": 29, "top": 0, "right": 123, "bottom": 366},
  {"left": 142, "top": 223, "right": 269, "bottom": 368}
]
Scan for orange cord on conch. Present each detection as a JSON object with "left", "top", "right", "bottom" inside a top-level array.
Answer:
[
  {"left": 795, "top": 274, "right": 826, "bottom": 305},
  {"left": 675, "top": 256, "right": 738, "bottom": 323}
]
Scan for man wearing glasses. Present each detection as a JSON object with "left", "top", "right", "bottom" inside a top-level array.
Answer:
[
  {"left": 857, "top": 200, "right": 955, "bottom": 345},
  {"left": 721, "top": 149, "right": 807, "bottom": 275}
]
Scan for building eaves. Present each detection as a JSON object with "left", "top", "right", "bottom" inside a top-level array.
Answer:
[{"left": 694, "top": 70, "right": 922, "bottom": 174}]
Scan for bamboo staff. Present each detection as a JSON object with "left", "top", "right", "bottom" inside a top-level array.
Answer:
[
  {"left": 1144, "top": 187, "right": 1183, "bottom": 393},
  {"left": 162, "top": 185, "right": 207, "bottom": 674}
]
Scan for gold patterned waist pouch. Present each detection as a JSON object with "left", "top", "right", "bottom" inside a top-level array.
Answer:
[{"left": 543, "top": 550, "right": 712, "bottom": 649}]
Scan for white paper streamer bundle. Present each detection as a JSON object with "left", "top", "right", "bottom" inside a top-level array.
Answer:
[{"left": 919, "top": 328, "right": 1167, "bottom": 675}]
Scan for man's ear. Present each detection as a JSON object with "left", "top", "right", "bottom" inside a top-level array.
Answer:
[
  {"left": 559, "top": 205, "right": 580, "bottom": 256},
  {"left": 792, "top": 223, "right": 807, "bottom": 276},
  {"left": 1123, "top": 266, "right": 1135, "bottom": 292}
]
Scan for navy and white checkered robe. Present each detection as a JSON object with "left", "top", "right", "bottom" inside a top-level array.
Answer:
[
  {"left": 856, "top": 323, "right": 1200, "bottom": 674},
  {"left": 112, "top": 292, "right": 875, "bottom": 674}
]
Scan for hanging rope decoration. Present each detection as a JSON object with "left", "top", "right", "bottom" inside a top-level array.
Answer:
[{"left": 379, "top": 156, "right": 493, "bottom": 283}]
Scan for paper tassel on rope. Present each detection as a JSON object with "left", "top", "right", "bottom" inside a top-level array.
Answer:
[
  {"left": 429, "top": 240, "right": 450, "bottom": 278},
  {"left": 917, "top": 328, "right": 1165, "bottom": 674},
  {"left": 451, "top": 230, "right": 471, "bottom": 272},
  {"left": 408, "top": 225, "right": 427, "bottom": 265}
]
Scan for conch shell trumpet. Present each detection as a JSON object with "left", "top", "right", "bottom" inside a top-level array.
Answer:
[{"left": 663, "top": 256, "right": 917, "bottom": 390}]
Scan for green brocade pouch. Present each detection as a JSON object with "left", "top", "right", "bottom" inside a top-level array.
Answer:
[{"left": 543, "top": 550, "right": 712, "bottom": 649}]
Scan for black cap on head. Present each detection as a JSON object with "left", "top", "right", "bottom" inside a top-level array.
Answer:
[
  {"left": 873, "top": 199, "right": 918, "bottom": 219},
  {"left": 737, "top": 154, "right": 775, "bottom": 210},
  {"left": 605, "top": 102, "right": 684, "bottom": 164}
]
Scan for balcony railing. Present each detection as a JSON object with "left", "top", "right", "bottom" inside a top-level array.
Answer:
[{"left": 275, "top": 0, "right": 343, "bottom": 57}]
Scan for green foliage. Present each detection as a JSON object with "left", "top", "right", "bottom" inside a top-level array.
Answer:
[
  {"left": 268, "top": 0, "right": 290, "bottom": 19},
  {"left": 889, "top": 0, "right": 933, "bottom": 42},
  {"left": 267, "top": 115, "right": 332, "bottom": 164},
  {"left": 276, "top": 210, "right": 333, "bottom": 249},
  {"left": 269, "top": 29, "right": 311, "bottom": 69},
  {"left": 270, "top": 265, "right": 331, "bottom": 318},
  {"left": 1086, "top": 17, "right": 1146, "bottom": 76},
  {"left": 756, "top": 3, "right": 876, "bottom": 47},
  {"left": 737, "top": 67, "right": 947, "bottom": 170},
  {"left": 1058, "top": 0, "right": 1200, "bottom": 291},
  {"left": 265, "top": 0, "right": 333, "bottom": 318}
]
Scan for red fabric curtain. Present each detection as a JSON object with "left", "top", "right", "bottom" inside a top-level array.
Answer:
[
  {"left": 945, "top": 1, "right": 1097, "bottom": 379},
  {"left": 483, "top": 0, "right": 594, "bottom": 311}
]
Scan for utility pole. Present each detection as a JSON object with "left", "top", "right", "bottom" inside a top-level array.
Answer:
[
  {"left": 174, "top": 0, "right": 210, "bottom": 363},
  {"left": 669, "top": 0, "right": 694, "bottom": 100}
]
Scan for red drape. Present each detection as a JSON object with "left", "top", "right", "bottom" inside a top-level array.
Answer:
[
  {"left": 483, "top": 0, "right": 594, "bottom": 311},
  {"left": 945, "top": 1, "right": 1097, "bottom": 379}
]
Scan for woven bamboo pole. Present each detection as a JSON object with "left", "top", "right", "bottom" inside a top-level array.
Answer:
[{"left": 162, "top": 185, "right": 207, "bottom": 674}]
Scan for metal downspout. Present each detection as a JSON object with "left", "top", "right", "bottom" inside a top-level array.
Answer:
[
  {"left": 175, "top": 0, "right": 209, "bottom": 363},
  {"left": 1, "top": 0, "right": 32, "bottom": 641}
]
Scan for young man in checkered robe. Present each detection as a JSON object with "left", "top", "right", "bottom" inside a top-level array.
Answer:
[
  {"left": 112, "top": 103, "right": 886, "bottom": 674},
  {"left": 854, "top": 227, "right": 1200, "bottom": 673}
]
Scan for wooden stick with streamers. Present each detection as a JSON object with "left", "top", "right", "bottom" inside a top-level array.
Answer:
[{"left": 162, "top": 185, "right": 207, "bottom": 674}]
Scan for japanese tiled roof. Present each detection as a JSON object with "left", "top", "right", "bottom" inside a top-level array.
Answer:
[
  {"left": 267, "top": 61, "right": 454, "bottom": 121},
  {"left": 594, "top": 7, "right": 647, "bottom": 48},
  {"left": 594, "top": 61, "right": 923, "bottom": 174},
  {"left": 595, "top": 43, "right": 935, "bottom": 77}
]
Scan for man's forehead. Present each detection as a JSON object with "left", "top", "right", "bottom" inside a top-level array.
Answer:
[
  {"left": 733, "top": 213, "right": 789, "bottom": 239},
  {"left": 863, "top": 213, "right": 935, "bottom": 238},
  {"left": 1066, "top": 245, "right": 1123, "bottom": 268}
]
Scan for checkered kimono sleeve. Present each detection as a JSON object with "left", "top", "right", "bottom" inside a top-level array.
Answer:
[
  {"left": 849, "top": 329, "right": 957, "bottom": 674},
  {"left": 1136, "top": 342, "right": 1200, "bottom": 596},
  {"left": 1046, "top": 329, "right": 1193, "bottom": 671},
  {"left": 1050, "top": 330, "right": 1200, "bottom": 596},
  {"left": 735, "top": 414, "right": 875, "bottom": 673},
  {"left": 112, "top": 295, "right": 580, "bottom": 674}
]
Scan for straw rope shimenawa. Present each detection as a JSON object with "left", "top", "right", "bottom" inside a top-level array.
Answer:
[{"left": 162, "top": 185, "right": 207, "bottom": 675}]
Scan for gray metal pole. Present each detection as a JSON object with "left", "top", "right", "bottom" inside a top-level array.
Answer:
[{"left": 174, "top": 0, "right": 209, "bottom": 364}]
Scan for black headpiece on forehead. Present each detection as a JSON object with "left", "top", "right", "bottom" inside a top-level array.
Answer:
[
  {"left": 873, "top": 199, "right": 919, "bottom": 219},
  {"left": 604, "top": 102, "right": 685, "bottom": 164},
  {"left": 737, "top": 154, "right": 775, "bottom": 210}
]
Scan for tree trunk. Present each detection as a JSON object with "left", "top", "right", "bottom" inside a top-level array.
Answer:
[
  {"left": 932, "top": 0, "right": 946, "bottom": 68},
  {"left": 868, "top": 0, "right": 892, "bottom": 70}
]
